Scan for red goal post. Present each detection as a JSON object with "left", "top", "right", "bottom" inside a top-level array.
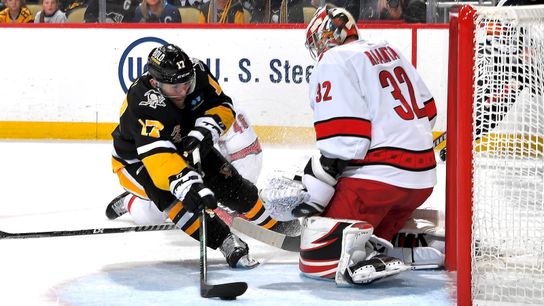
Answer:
[{"left": 447, "top": 4, "right": 544, "bottom": 306}]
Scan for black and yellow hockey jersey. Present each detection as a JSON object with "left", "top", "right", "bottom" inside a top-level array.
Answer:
[
  {"left": 199, "top": 0, "right": 245, "bottom": 24},
  {"left": 112, "top": 59, "right": 235, "bottom": 192}
]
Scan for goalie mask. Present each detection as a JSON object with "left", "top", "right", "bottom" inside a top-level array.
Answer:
[
  {"left": 305, "top": 5, "right": 359, "bottom": 60},
  {"left": 147, "top": 44, "right": 196, "bottom": 94}
]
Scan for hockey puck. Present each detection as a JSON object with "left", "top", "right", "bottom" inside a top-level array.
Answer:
[{"left": 220, "top": 296, "right": 237, "bottom": 300}]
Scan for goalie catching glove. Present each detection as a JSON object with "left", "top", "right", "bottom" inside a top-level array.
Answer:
[
  {"left": 181, "top": 114, "right": 225, "bottom": 164},
  {"left": 260, "top": 154, "right": 347, "bottom": 220},
  {"left": 169, "top": 167, "right": 217, "bottom": 213}
]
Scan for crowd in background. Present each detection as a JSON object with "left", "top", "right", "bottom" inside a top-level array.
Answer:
[
  {"left": 0, "top": 0, "right": 428, "bottom": 24},
  {"left": 1, "top": 0, "right": 541, "bottom": 24}
]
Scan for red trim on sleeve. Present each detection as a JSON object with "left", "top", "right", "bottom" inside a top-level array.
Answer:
[
  {"left": 424, "top": 98, "right": 437, "bottom": 121},
  {"left": 315, "top": 117, "right": 371, "bottom": 141}
]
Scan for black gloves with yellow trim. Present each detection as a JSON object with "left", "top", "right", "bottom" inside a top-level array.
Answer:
[
  {"left": 181, "top": 114, "right": 225, "bottom": 166},
  {"left": 169, "top": 167, "right": 217, "bottom": 213}
]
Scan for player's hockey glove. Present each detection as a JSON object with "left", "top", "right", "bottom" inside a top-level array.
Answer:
[
  {"left": 169, "top": 167, "right": 217, "bottom": 213},
  {"left": 181, "top": 115, "right": 225, "bottom": 164}
]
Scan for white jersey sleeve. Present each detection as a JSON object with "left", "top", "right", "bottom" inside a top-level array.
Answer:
[
  {"left": 309, "top": 40, "right": 437, "bottom": 189},
  {"left": 217, "top": 108, "right": 263, "bottom": 184},
  {"left": 309, "top": 50, "right": 372, "bottom": 161}
]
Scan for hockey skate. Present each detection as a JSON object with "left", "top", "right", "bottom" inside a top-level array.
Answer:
[
  {"left": 219, "top": 233, "right": 259, "bottom": 269},
  {"left": 105, "top": 191, "right": 129, "bottom": 220}
]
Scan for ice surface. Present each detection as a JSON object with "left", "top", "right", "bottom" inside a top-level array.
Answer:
[{"left": 0, "top": 141, "right": 453, "bottom": 305}]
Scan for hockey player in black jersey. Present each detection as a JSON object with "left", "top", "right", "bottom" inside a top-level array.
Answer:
[{"left": 107, "top": 44, "right": 279, "bottom": 268}]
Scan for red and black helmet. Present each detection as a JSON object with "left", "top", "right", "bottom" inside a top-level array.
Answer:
[{"left": 305, "top": 5, "right": 359, "bottom": 60}]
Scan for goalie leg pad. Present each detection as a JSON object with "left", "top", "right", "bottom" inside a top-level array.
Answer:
[{"left": 299, "top": 216, "right": 365, "bottom": 280}]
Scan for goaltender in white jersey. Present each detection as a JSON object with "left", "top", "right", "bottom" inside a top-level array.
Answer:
[
  {"left": 262, "top": 5, "right": 438, "bottom": 286},
  {"left": 310, "top": 40, "right": 437, "bottom": 189}
]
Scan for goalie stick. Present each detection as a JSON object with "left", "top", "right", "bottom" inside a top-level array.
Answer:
[
  {"left": 231, "top": 217, "right": 300, "bottom": 252},
  {"left": 193, "top": 148, "right": 248, "bottom": 300}
]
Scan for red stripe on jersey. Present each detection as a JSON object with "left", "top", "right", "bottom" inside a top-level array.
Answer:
[
  {"left": 424, "top": 98, "right": 437, "bottom": 121},
  {"left": 315, "top": 117, "right": 371, "bottom": 141},
  {"left": 229, "top": 139, "right": 262, "bottom": 161},
  {"left": 352, "top": 147, "right": 436, "bottom": 171}
]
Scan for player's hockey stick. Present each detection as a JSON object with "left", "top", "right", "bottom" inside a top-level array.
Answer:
[
  {"left": 193, "top": 148, "right": 247, "bottom": 300},
  {"left": 199, "top": 208, "right": 247, "bottom": 299},
  {"left": 0, "top": 224, "right": 175, "bottom": 240}
]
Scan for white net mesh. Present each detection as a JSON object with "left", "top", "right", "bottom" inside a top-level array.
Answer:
[{"left": 470, "top": 5, "right": 544, "bottom": 305}]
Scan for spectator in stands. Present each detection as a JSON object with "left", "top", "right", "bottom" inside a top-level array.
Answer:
[
  {"left": 250, "top": 0, "right": 305, "bottom": 23},
  {"left": 59, "top": 0, "right": 85, "bottom": 12},
  {"left": 359, "top": 0, "right": 424, "bottom": 22},
  {"left": 198, "top": 0, "right": 244, "bottom": 23},
  {"left": 133, "top": 0, "right": 181, "bottom": 23},
  {"left": 378, "top": 0, "right": 403, "bottom": 20},
  {"left": 84, "top": 0, "right": 138, "bottom": 22},
  {"left": 379, "top": 0, "right": 426, "bottom": 23},
  {"left": 34, "top": 0, "right": 66, "bottom": 22},
  {"left": 176, "top": 0, "right": 205, "bottom": 7},
  {"left": 316, "top": 0, "right": 359, "bottom": 20},
  {"left": 402, "top": 0, "right": 425, "bottom": 23},
  {"left": 0, "top": 0, "right": 33, "bottom": 22},
  {"left": 0, "top": 0, "right": 6, "bottom": 11}
]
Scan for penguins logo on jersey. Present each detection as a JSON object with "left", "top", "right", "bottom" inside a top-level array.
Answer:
[{"left": 139, "top": 90, "right": 166, "bottom": 109}]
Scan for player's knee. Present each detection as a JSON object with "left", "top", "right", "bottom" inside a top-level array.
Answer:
[
  {"left": 207, "top": 163, "right": 258, "bottom": 213},
  {"left": 128, "top": 196, "right": 168, "bottom": 225},
  {"left": 299, "top": 216, "right": 371, "bottom": 280}
]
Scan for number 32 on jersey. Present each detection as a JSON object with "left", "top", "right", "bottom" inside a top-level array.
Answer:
[{"left": 315, "top": 81, "right": 332, "bottom": 103}]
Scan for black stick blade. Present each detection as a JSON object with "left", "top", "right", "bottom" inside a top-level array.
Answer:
[{"left": 201, "top": 281, "right": 248, "bottom": 299}]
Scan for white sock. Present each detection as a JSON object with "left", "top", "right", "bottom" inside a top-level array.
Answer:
[{"left": 127, "top": 195, "right": 168, "bottom": 225}]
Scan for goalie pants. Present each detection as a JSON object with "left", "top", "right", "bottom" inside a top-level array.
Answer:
[{"left": 322, "top": 178, "right": 433, "bottom": 241}]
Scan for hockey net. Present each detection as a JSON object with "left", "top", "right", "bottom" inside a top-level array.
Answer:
[{"left": 447, "top": 5, "right": 544, "bottom": 306}]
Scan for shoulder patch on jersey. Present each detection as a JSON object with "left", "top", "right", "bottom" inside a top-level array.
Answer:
[
  {"left": 139, "top": 90, "right": 166, "bottom": 109},
  {"left": 189, "top": 95, "right": 205, "bottom": 110}
]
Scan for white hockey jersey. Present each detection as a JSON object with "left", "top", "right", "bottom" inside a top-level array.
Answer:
[{"left": 308, "top": 40, "right": 437, "bottom": 189}]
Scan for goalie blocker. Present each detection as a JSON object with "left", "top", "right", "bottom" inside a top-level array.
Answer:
[{"left": 299, "top": 216, "right": 409, "bottom": 286}]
